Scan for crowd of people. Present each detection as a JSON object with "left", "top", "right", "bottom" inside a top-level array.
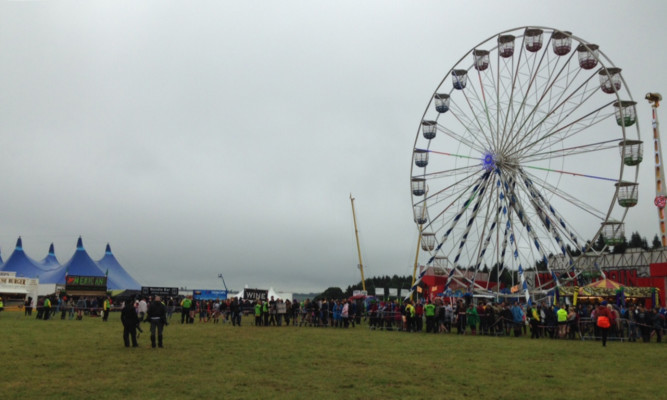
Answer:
[
  {"left": 11, "top": 293, "right": 666, "bottom": 346},
  {"left": 362, "top": 297, "right": 665, "bottom": 345},
  {"left": 20, "top": 295, "right": 113, "bottom": 321}
]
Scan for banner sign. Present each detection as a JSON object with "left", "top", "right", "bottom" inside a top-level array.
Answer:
[
  {"left": 243, "top": 288, "right": 268, "bottom": 301},
  {"left": 193, "top": 289, "right": 228, "bottom": 300},
  {"left": 141, "top": 286, "right": 179, "bottom": 297},
  {"left": 66, "top": 275, "right": 107, "bottom": 292},
  {"left": 352, "top": 290, "right": 368, "bottom": 297},
  {"left": 375, "top": 287, "right": 385, "bottom": 296},
  {"left": 388, "top": 288, "right": 398, "bottom": 297}
]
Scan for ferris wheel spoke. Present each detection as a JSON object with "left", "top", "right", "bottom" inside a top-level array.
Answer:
[
  {"left": 521, "top": 169, "right": 610, "bottom": 223},
  {"left": 501, "top": 51, "right": 581, "bottom": 153},
  {"left": 445, "top": 102, "right": 495, "bottom": 153},
  {"left": 419, "top": 169, "right": 487, "bottom": 233},
  {"left": 520, "top": 139, "right": 619, "bottom": 163},
  {"left": 510, "top": 98, "right": 615, "bottom": 160}
]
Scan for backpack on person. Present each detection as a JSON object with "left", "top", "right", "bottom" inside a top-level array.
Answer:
[{"left": 596, "top": 315, "right": 610, "bottom": 329}]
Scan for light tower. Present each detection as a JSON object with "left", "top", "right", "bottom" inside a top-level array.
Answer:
[{"left": 646, "top": 92, "right": 666, "bottom": 247}]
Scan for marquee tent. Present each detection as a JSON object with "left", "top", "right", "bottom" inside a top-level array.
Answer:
[
  {"left": 96, "top": 244, "right": 141, "bottom": 290},
  {"left": 0, "top": 237, "right": 51, "bottom": 279},
  {"left": 40, "top": 237, "right": 113, "bottom": 287},
  {"left": 38, "top": 243, "right": 61, "bottom": 271}
]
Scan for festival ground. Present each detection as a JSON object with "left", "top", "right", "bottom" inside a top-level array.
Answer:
[{"left": 1, "top": 312, "right": 664, "bottom": 400}]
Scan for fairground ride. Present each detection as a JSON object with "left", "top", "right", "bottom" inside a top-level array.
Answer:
[{"left": 408, "top": 27, "right": 642, "bottom": 304}]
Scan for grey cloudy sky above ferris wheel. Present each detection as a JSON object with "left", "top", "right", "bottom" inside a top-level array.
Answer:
[{"left": 0, "top": 0, "right": 666, "bottom": 293}]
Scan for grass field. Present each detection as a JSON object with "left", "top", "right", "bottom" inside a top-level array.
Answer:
[{"left": 1, "top": 311, "right": 665, "bottom": 400}]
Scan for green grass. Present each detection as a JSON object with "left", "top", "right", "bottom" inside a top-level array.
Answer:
[{"left": 1, "top": 312, "right": 665, "bottom": 400}]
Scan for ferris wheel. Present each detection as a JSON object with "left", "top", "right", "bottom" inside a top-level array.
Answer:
[{"left": 410, "top": 27, "right": 642, "bottom": 302}]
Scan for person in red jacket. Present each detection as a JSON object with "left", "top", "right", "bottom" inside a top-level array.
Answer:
[{"left": 596, "top": 301, "right": 612, "bottom": 347}]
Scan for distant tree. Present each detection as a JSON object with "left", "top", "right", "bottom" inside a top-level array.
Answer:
[
  {"left": 628, "top": 231, "right": 644, "bottom": 248},
  {"left": 652, "top": 235, "right": 663, "bottom": 250},
  {"left": 611, "top": 235, "right": 627, "bottom": 254},
  {"left": 593, "top": 235, "right": 606, "bottom": 252},
  {"left": 316, "top": 287, "right": 345, "bottom": 301}
]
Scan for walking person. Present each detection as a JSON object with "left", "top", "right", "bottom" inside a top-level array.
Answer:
[
  {"left": 146, "top": 296, "right": 168, "bottom": 348},
  {"left": 596, "top": 301, "right": 612, "bottom": 347},
  {"left": 121, "top": 299, "right": 140, "bottom": 348}
]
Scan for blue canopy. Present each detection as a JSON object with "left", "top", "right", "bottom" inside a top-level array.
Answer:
[
  {"left": 96, "top": 244, "right": 142, "bottom": 290},
  {"left": 0, "top": 237, "right": 50, "bottom": 278},
  {"left": 38, "top": 243, "right": 61, "bottom": 271},
  {"left": 40, "top": 237, "right": 109, "bottom": 285}
]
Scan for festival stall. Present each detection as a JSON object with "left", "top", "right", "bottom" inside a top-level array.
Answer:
[{"left": 558, "top": 278, "right": 660, "bottom": 307}]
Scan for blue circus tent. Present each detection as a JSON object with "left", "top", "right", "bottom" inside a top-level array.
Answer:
[
  {"left": 0, "top": 237, "right": 50, "bottom": 278},
  {"left": 96, "top": 244, "right": 141, "bottom": 290},
  {"left": 38, "top": 243, "right": 61, "bottom": 271},
  {"left": 40, "top": 237, "right": 112, "bottom": 286}
]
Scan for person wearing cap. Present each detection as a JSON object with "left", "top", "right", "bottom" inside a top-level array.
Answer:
[{"left": 146, "top": 295, "right": 168, "bottom": 348}]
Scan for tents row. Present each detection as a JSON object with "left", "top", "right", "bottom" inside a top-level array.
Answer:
[{"left": 0, "top": 237, "right": 141, "bottom": 291}]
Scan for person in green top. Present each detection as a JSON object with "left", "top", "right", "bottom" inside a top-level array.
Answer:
[
  {"left": 556, "top": 305, "right": 568, "bottom": 338},
  {"left": 43, "top": 296, "right": 52, "bottom": 321},
  {"left": 0, "top": 296, "right": 4, "bottom": 313},
  {"left": 262, "top": 300, "right": 269, "bottom": 326},
  {"left": 255, "top": 301, "right": 263, "bottom": 326},
  {"left": 180, "top": 296, "right": 192, "bottom": 324},
  {"left": 102, "top": 297, "right": 111, "bottom": 322},
  {"left": 466, "top": 303, "right": 479, "bottom": 335},
  {"left": 424, "top": 299, "right": 436, "bottom": 333}
]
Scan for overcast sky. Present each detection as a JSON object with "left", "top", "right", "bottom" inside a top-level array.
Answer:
[{"left": 1, "top": 1, "right": 666, "bottom": 293}]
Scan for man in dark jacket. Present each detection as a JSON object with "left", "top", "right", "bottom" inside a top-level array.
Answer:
[
  {"left": 121, "top": 298, "right": 140, "bottom": 348},
  {"left": 147, "top": 296, "right": 168, "bottom": 348}
]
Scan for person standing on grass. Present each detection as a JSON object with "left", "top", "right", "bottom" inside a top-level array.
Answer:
[
  {"left": 341, "top": 299, "right": 350, "bottom": 328},
  {"left": 596, "top": 301, "right": 612, "bottom": 347},
  {"left": 528, "top": 304, "right": 541, "bottom": 339},
  {"left": 424, "top": 299, "right": 436, "bottom": 333},
  {"left": 147, "top": 295, "right": 168, "bottom": 348},
  {"left": 651, "top": 307, "right": 664, "bottom": 343},
  {"left": 466, "top": 303, "right": 479, "bottom": 335},
  {"left": 43, "top": 296, "right": 52, "bottom": 321},
  {"left": 102, "top": 296, "right": 111, "bottom": 322},
  {"left": 138, "top": 297, "right": 148, "bottom": 322},
  {"left": 24, "top": 296, "right": 33, "bottom": 317},
  {"left": 121, "top": 298, "right": 140, "bottom": 348},
  {"left": 556, "top": 305, "right": 568, "bottom": 338},
  {"left": 254, "top": 300, "right": 263, "bottom": 326}
]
